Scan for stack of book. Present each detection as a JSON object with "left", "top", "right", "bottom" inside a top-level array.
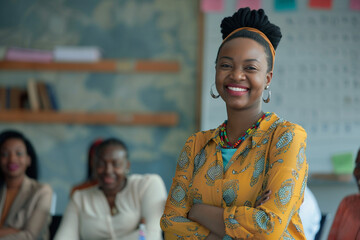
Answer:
[
  {"left": 27, "top": 79, "right": 59, "bottom": 111},
  {"left": 0, "top": 80, "right": 59, "bottom": 111}
]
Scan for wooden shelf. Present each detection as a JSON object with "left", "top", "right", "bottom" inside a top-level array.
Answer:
[
  {"left": 308, "top": 173, "right": 355, "bottom": 186},
  {"left": 0, "top": 60, "right": 180, "bottom": 73},
  {"left": 0, "top": 110, "right": 179, "bottom": 126}
]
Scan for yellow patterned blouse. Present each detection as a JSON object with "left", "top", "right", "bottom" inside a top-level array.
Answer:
[{"left": 161, "top": 113, "right": 308, "bottom": 240}]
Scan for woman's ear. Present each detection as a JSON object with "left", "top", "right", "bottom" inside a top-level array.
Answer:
[{"left": 266, "top": 71, "right": 273, "bottom": 85}]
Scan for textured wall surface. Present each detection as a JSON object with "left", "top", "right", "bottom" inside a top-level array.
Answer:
[{"left": 0, "top": 0, "right": 199, "bottom": 214}]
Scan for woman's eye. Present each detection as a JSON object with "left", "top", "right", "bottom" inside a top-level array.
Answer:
[
  {"left": 113, "top": 161, "right": 123, "bottom": 168},
  {"left": 97, "top": 161, "right": 105, "bottom": 168},
  {"left": 220, "top": 63, "right": 232, "bottom": 69},
  {"left": 245, "top": 66, "right": 257, "bottom": 71},
  {"left": 16, "top": 151, "right": 25, "bottom": 157}
]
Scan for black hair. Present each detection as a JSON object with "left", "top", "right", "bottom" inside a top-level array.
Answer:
[
  {"left": 0, "top": 130, "right": 38, "bottom": 180},
  {"left": 216, "top": 7, "right": 282, "bottom": 72},
  {"left": 94, "top": 138, "right": 129, "bottom": 161},
  {"left": 86, "top": 138, "right": 103, "bottom": 179}
]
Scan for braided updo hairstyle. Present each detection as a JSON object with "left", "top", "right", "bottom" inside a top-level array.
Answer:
[{"left": 216, "top": 7, "right": 282, "bottom": 72}]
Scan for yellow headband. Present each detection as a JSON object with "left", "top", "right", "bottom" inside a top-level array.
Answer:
[{"left": 222, "top": 27, "right": 275, "bottom": 70}]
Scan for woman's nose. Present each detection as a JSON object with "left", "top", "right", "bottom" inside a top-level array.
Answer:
[
  {"left": 105, "top": 163, "right": 113, "bottom": 174},
  {"left": 231, "top": 68, "right": 245, "bottom": 80},
  {"left": 8, "top": 152, "right": 17, "bottom": 162}
]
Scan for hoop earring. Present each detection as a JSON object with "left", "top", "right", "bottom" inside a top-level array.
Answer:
[
  {"left": 263, "top": 85, "right": 271, "bottom": 103},
  {"left": 210, "top": 83, "right": 220, "bottom": 99}
]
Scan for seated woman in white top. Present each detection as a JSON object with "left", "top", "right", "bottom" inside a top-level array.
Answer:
[
  {"left": 54, "top": 137, "right": 168, "bottom": 240},
  {"left": 299, "top": 186, "right": 321, "bottom": 240}
]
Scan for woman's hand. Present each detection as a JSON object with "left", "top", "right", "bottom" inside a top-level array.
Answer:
[
  {"left": 0, "top": 227, "right": 20, "bottom": 237},
  {"left": 188, "top": 204, "right": 226, "bottom": 238},
  {"left": 255, "top": 190, "right": 271, "bottom": 207},
  {"left": 188, "top": 190, "right": 271, "bottom": 239},
  {"left": 205, "top": 232, "right": 222, "bottom": 240}
]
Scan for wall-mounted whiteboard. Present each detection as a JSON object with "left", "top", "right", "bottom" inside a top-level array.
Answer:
[{"left": 200, "top": 0, "right": 360, "bottom": 173}]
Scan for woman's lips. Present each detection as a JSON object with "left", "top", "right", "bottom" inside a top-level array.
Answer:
[
  {"left": 226, "top": 85, "right": 249, "bottom": 96},
  {"left": 8, "top": 163, "right": 19, "bottom": 171},
  {"left": 102, "top": 176, "right": 115, "bottom": 184}
]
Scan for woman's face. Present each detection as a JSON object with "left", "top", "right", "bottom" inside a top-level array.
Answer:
[
  {"left": 0, "top": 138, "right": 30, "bottom": 180},
  {"left": 95, "top": 144, "right": 129, "bottom": 194},
  {"left": 354, "top": 149, "right": 360, "bottom": 191},
  {"left": 215, "top": 37, "right": 272, "bottom": 111}
]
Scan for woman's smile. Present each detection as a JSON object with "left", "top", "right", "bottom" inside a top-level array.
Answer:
[
  {"left": 102, "top": 175, "right": 116, "bottom": 184},
  {"left": 7, "top": 163, "right": 19, "bottom": 172},
  {"left": 226, "top": 84, "right": 249, "bottom": 96}
]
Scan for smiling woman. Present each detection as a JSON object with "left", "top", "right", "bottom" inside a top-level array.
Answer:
[
  {"left": 0, "top": 130, "right": 53, "bottom": 240},
  {"left": 54, "top": 138, "right": 168, "bottom": 240},
  {"left": 161, "top": 7, "right": 308, "bottom": 240}
]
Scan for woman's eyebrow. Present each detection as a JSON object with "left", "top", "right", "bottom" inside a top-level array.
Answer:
[
  {"left": 218, "top": 56, "right": 233, "bottom": 61},
  {"left": 244, "top": 58, "right": 260, "bottom": 63},
  {"left": 218, "top": 56, "right": 260, "bottom": 63}
]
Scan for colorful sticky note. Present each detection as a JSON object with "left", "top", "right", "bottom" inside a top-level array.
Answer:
[
  {"left": 201, "top": 0, "right": 224, "bottom": 13},
  {"left": 236, "top": 0, "right": 262, "bottom": 10},
  {"left": 274, "top": 0, "right": 297, "bottom": 11},
  {"left": 309, "top": 0, "right": 333, "bottom": 9},
  {"left": 331, "top": 152, "right": 354, "bottom": 175},
  {"left": 350, "top": 0, "right": 360, "bottom": 11}
]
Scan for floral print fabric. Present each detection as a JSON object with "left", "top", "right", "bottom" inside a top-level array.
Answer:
[{"left": 161, "top": 113, "right": 308, "bottom": 239}]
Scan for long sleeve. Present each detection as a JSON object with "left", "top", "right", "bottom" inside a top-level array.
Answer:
[
  {"left": 161, "top": 134, "right": 211, "bottom": 239},
  {"left": 1, "top": 184, "right": 53, "bottom": 240},
  {"left": 222, "top": 124, "right": 308, "bottom": 239},
  {"left": 53, "top": 193, "right": 80, "bottom": 240},
  {"left": 140, "top": 174, "right": 167, "bottom": 240}
]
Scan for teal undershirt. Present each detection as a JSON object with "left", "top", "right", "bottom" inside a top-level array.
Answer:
[{"left": 220, "top": 147, "right": 237, "bottom": 170}]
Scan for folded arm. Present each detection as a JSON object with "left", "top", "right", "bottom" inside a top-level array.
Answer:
[
  {"left": 161, "top": 136, "right": 210, "bottom": 239},
  {"left": 0, "top": 184, "right": 52, "bottom": 240}
]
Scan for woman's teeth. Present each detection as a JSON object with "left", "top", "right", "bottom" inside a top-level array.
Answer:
[{"left": 228, "top": 86, "right": 247, "bottom": 92}]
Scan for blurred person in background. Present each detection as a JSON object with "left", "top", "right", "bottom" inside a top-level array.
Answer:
[
  {"left": 0, "top": 130, "right": 53, "bottom": 240},
  {"left": 327, "top": 148, "right": 360, "bottom": 240},
  {"left": 55, "top": 137, "right": 167, "bottom": 240},
  {"left": 299, "top": 186, "right": 321, "bottom": 240}
]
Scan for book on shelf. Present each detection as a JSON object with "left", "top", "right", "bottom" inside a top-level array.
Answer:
[
  {"left": 46, "top": 83, "right": 59, "bottom": 110},
  {"left": 37, "top": 82, "right": 52, "bottom": 110},
  {"left": 53, "top": 46, "right": 101, "bottom": 62},
  {"left": 0, "top": 87, "right": 6, "bottom": 110},
  {"left": 0, "top": 86, "right": 28, "bottom": 110},
  {"left": 27, "top": 79, "right": 40, "bottom": 111},
  {"left": 19, "top": 90, "right": 28, "bottom": 109},
  {"left": 36, "top": 81, "right": 59, "bottom": 111},
  {"left": 4, "top": 88, "right": 11, "bottom": 109},
  {"left": 5, "top": 47, "right": 53, "bottom": 62},
  {"left": 9, "top": 87, "right": 22, "bottom": 109}
]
